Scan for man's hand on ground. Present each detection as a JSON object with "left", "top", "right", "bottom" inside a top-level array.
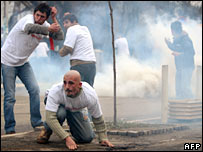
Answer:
[
  {"left": 100, "top": 140, "right": 114, "bottom": 147},
  {"left": 65, "top": 136, "right": 78, "bottom": 150}
]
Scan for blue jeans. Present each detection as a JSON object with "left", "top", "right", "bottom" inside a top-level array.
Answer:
[
  {"left": 1, "top": 62, "right": 42, "bottom": 133},
  {"left": 44, "top": 104, "right": 94, "bottom": 143}
]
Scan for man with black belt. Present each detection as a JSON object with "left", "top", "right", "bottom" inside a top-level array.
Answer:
[{"left": 59, "top": 13, "right": 96, "bottom": 87}]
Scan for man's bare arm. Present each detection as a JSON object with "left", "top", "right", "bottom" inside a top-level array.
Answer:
[{"left": 59, "top": 45, "right": 73, "bottom": 57}]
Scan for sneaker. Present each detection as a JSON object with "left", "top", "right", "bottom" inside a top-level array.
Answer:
[
  {"left": 34, "top": 122, "right": 44, "bottom": 131},
  {"left": 36, "top": 127, "right": 52, "bottom": 144}
]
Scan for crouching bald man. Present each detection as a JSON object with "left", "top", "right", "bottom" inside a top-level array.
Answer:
[{"left": 37, "top": 70, "right": 114, "bottom": 150}]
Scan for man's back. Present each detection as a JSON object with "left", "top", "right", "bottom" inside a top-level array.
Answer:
[
  {"left": 115, "top": 37, "right": 130, "bottom": 56},
  {"left": 64, "top": 24, "right": 96, "bottom": 62},
  {"left": 173, "top": 32, "right": 195, "bottom": 69}
]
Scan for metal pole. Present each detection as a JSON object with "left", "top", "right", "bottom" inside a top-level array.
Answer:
[
  {"left": 196, "top": 65, "right": 202, "bottom": 99},
  {"left": 161, "top": 65, "right": 168, "bottom": 124}
]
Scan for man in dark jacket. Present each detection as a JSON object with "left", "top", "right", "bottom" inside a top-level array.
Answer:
[{"left": 165, "top": 20, "right": 195, "bottom": 99}]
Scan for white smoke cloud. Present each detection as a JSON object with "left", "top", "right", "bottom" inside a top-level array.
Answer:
[
  {"left": 27, "top": 1, "right": 201, "bottom": 98},
  {"left": 94, "top": 55, "right": 161, "bottom": 98},
  {"left": 94, "top": 8, "right": 202, "bottom": 98}
]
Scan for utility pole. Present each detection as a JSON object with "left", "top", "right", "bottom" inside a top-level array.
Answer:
[{"left": 108, "top": 1, "right": 117, "bottom": 126}]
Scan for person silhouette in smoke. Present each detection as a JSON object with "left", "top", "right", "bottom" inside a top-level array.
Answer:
[
  {"left": 114, "top": 35, "right": 130, "bottom": 57},
  {"left": 165, "top": 20, "right": 195, "bottom": 99}
]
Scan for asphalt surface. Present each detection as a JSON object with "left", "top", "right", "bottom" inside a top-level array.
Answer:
[
  {"left": 1, "top": 83, "right": 202, "bottom": 151},
  {"left": 1, "top": 83, "right": 162, "bottom": 135}
]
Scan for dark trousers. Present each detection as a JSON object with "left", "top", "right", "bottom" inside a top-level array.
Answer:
[
  {"left": 175, "top": 67, "right": 194, "bottom": 99},
  {"left": 71, "top": 63, "right": 96, "bottom": 120},
  {"left": 70, "top": 63, "right": 96, "bottom": 87}
]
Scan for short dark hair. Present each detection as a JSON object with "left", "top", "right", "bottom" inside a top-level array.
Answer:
[
  {"left": 171, "top": 21, "right": 182, "bottom": 34},
  {"left": 63, "top": 14, "right": 78, "bottom": 23},
  {"left": 34, "top": 3, "right": 51, "bottom": 19}
]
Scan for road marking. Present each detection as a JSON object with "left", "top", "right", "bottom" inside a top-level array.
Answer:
[
  {"left": 1, "top": 125, "right": 69, "bottom": 138},
  {"left": 126, "top": 117, "right": 161, "bottom": 123},
  {"left": 1, "top": 130, "right": 34, "bottom": 138}
]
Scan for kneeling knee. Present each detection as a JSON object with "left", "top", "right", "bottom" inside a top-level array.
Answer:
[
  {"left": 79, "top": 135, "right": 94, "bottom": 143},
  {"left": 56, "top": 106, "right": 66, "bottom": 122}
]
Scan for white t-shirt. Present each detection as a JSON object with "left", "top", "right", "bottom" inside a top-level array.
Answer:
[
  {"left": 1, "top": 14, "right": 50, "bottom": 66},
  {"left": 115, "top": 37, "right": 130, "bottom": 56},
  {"left": 64, "top": 24, "right": 96, "bottom": 62},
  {"left": 45, "top": 81, "right": 102, "bottom": 118}
]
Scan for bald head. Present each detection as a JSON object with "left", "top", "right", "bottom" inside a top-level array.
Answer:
[
  {"left": 64, "top": 70, "right": 81, "bottom": 82},
  {"left": 63, "top": 70, "right": 82, "bottom": 98}
]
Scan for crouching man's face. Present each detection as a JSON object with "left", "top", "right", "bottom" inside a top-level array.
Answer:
[{"left": 63, "top": 70, "right": 82, "bottom": 98}]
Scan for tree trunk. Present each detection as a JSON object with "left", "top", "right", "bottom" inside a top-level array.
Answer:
[{"left": 108, "top": 1, "right": 117, "bottom": 126}]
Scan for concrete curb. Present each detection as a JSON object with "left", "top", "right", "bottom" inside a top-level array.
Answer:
[
  {"left": 1, "top": 130, "right": 34, "bottom": 138},
  {"left": 1, "top": 125, "right": 189, "bottom": 139},
  {"left": 107, "top": 125, "right": 190, "bottom": 137}
]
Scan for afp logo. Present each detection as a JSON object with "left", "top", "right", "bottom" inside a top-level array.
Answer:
[{"left": 184, "top": 143, "right": 201, "bottom": 150}]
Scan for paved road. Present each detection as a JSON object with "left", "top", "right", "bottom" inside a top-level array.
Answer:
[
  {"left": 1, "top": 84, "right": 161, "bottom": 135},
  {"left": 1, "top": 84, "right": 202, "bottom": 151}
]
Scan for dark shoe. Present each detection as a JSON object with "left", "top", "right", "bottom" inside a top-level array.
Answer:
[
  {"left": 37, "top": 127, "right": 52, "bottom": 144},
  {"left": 34, "top": 122, "right": 44, "bottom": 131},
  {"left": 6, "top": 131, "right": 16, "bottom": 134}
]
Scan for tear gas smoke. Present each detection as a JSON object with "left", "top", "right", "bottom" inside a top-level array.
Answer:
[
  {"left": 27, "top": 2, "right": 201, "bottom": 98},
  {"left": 94, "top": 18, "right": 202, "bottom": 98},
  {"left": 92, "top": 2, "right": 202, "bottom": 98},
  {"left": 94, "top": 55, "right": 161, "bottom": 97}
]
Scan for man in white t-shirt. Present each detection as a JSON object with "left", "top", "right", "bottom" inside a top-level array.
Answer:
[
  {"left": 37, "top": 70, "right": 114, "bottom": 150},
  {"left": 58, "top": 13, "right": 96, "bottom": 87},
  {"left": 1, "top": 3, "right": 64, "bottom": 134},
  {"left": 115, "top": 36, "right": 130, "bottom": 56}
]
